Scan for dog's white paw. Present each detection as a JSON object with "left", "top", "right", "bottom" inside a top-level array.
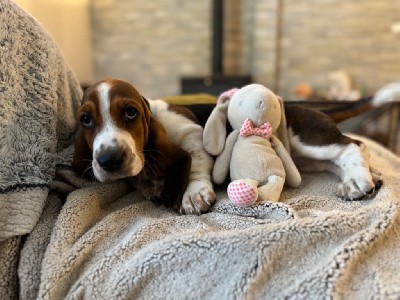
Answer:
[
  {"left": 337, "top": 180, "right": 368, "bottom": 200},
  {"left": 335, "top": 142, "right": 378, "bottom": 201},
  {"left": 336, "top": 170, "right": 376, "bottom": 201},
  {"left": 180, "top": 179, "right": 216, "bottom": 215}
]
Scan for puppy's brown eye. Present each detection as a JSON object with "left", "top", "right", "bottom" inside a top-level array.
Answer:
[
  {"left": 125, "top": 106, "right": 138, "bottom": 120},
  {"left": 80, "top": 114, "right": 94, "bottom": 128}
]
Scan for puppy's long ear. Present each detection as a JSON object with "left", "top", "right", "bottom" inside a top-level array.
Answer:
[
  {"left": 144, "top": 117, "right": 191, "bottom": 210},
  {"left": 72, "top": 130, "right": 93, "bottom": 177},
  {"left": 275, "top": 96, "right": 291, "bottom": 153}
]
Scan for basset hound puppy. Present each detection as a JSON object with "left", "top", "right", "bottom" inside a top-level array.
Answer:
[{"left": 73, "top": 78, "right": 216, "bottom": 214}]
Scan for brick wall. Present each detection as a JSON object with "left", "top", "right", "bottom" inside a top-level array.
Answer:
[
  {"left": 91, "top": 0, "right": 400, "bottom": 99},
  {"left": 279, "top": 0, "right": 400, "bottom": 99},
  {"left": 91, "top": 0, "right": 211, "bottom": 98}
]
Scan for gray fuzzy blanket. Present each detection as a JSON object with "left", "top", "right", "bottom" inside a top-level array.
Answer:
[
  {"left": 0, "top": 1, "right": 81, "bottom": 297},
  {"left": 2, "top": 2, "right": 400, "bottom": 299}
]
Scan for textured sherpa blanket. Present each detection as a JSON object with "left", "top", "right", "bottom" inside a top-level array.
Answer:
[
  {"left": 0, "top": 1, "right": 81, "bottom": 297},
  {"left": 16, "top": 136, "right": 400, "bottom": 300}
]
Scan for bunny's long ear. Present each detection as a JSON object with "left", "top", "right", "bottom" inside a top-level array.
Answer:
[
  {"left": 203, "top": 101, "right": 229, "bottom": 155},
  {"left": 203, "top": 88, "right": 238, "bottom": 155},
  {"left": 275, "top": 96, "right": 291, "bottom": 153}
]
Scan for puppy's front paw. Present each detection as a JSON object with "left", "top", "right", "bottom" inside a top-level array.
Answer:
[
  {"left": 336, "top": 175, "right": 376, "bottom": 201},
  {"left": 180, "top": 180, "right": 216, "bottom": 215},
  {"left": 336, "top": 164, "right": 384, "bottom": 201},
  {"left": 336, "top": 180, "right": 365, "bottom": 200}
]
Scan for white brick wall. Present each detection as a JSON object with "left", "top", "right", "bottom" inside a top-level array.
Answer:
[
  {"left": 91, "top": 0, "right": 211, "bottom": 98},
  {"left": 91, "top": 0, "right": 400, "bottom": 99},
  {"left": 279, "top": 0, "right": 400, "bottom": 99}
]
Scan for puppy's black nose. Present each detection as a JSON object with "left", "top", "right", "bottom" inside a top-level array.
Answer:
[{"left": 97, "top": 149, "right": 124, "bottom": 172}]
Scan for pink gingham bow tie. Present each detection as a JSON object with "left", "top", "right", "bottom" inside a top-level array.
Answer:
[{"left": 240, "top": 118, "right": 273, "bottom": 139}]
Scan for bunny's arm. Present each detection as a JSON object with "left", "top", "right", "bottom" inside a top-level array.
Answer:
[
  {"left": 270, "top": 135, "right": 301, "bottom": 187},
  {"left": 212, "top": 129, "right": 240, "bottom": 184}
]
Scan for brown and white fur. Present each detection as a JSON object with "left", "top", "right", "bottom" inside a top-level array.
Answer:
[
  {"left": 72, "top": 78, "right": 216, "bottom": 214},
  {"left": 283, "top": 82, "right": 400, "bottom": 200},
  {"left": 285, "top": 105, "right": 381, "bottom": 200},
  {"left": 147, "top": 99, "right": 216, "bottom": 214}
]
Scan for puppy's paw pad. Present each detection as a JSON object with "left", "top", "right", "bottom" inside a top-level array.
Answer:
[
  {"left": 336, "top": 178, "right": 375, "bottom": 201},
  {"left": 180, "top": 180, "right": 216, "bottom": 215}
]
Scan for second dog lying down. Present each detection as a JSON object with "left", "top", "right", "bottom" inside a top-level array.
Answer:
[{"left": 73, "top": 78, "right": 396, "bottom": 214}]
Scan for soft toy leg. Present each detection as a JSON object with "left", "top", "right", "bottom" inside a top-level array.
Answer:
[
  {"left": 227, "top": 179, "right": 259, "bottom": 207},
  {"left": 257, "top": 175, "right": 285, "bottom": 203}
]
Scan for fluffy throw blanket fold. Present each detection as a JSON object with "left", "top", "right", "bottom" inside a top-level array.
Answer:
[
  {"left": 0, "top": 1, "right": 81, "bottom": 297},
  {"left": 0, "top": 0, "right": 81, "bottom": 238}
]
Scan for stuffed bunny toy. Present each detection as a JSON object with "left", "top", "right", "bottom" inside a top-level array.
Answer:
[{"left": 203, "top": 84, "right": 301, "bottom": 206}]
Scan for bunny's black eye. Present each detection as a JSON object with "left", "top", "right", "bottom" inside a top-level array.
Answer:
[
  {"left": 125, "top": 106, "right": 138, "bottom": 120},
  {"left": 80, "top": 114, "right": 94, "bottom": 129}
]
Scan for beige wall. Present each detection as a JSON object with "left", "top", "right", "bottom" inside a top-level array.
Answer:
[{"left": 14, "top": 0, "right": 94, "bottom": 84}]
